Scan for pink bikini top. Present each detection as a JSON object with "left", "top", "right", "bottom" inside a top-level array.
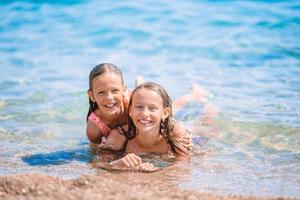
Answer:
[{"left": 88, "top": 112, "right": 111, "bottom": 138}]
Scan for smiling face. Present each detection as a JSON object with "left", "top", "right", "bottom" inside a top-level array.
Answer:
[
  {"left": 129, "top": 88, "right": 170, "bottom": 135},
  {"left": 88, "top": 72, "right": 126, "bottom": 118}
]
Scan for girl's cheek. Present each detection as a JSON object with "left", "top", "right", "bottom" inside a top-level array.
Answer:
[{"left": 133, "top": 110, "right": 140, "bottom": 116}]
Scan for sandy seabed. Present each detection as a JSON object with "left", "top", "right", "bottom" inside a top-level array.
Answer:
[{"left": 0, "top": 165, "right": 295, "bottom": 200}]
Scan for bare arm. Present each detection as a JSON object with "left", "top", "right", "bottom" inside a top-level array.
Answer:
[
  {"left": 93, "top": 153, "right": 160, "bottom": 172},
  {"left": 86, "top": 120, "right": 104, "bottom": 144},
  {"left": 97, "top": 128, "right": 127, "bottom": 151},
  {"left": 87, "top": 121, "right": 128, "bottom": 151}
]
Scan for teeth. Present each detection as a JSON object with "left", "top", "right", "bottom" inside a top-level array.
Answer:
[
  {"left": 138, "top": 119, "right": 152, "bottom": 126},
  {"left": 105, "top": 103, "right": 116, "bottom": 108}
]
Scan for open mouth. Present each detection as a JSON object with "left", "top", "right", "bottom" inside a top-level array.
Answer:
[
  {"left": 104, "top": 102, "right": 117, "bottom": 109},
  {"left": 137, "top": 119, "right": 153, "bottom": 127}
]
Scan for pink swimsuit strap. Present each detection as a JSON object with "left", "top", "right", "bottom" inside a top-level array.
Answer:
[{"left": 88, "top": 112, "right": 111, "bottom": 138}]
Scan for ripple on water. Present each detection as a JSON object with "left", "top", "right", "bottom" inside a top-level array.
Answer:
[
  {"left": 0, "top": 0, "right": 299, "bottom": 197},
  {"left": 261, "top": 131, "right": 300, "bottom": 152}
]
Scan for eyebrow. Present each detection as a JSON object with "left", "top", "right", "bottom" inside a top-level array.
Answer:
[{"left": 133, "top": 101, "right": 160, "bottom": 107}]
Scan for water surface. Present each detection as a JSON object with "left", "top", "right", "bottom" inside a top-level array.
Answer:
[{"left": 0, "top": 0, "right": 299, "bottom": 198}]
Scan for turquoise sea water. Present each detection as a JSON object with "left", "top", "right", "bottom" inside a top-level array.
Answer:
[{"left": 0, "top": 0, "right": 299, "bottom": 198}]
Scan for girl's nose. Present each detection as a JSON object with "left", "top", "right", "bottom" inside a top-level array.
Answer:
[
  {"left": 141, "top": 108, "right": 150, "bottom": 116},
  {"left": 106, "top": 92, "right": 114, "bottom": 100}
]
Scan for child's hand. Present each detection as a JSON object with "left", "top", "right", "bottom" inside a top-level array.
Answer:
[
  {"left": 96, "top": 129, "right": 127, "bottom": 151},
  {"left": 96, "top": 137, "right": 112, "bottom": 149},
  {"left": 138, "top": 162, "right": 160, "bottom": 172},
  {"left": 110, "top": 153, "right": 142, "bottom": 168},
  {"left": 96, "top": 153, "right": 160, "bottom": 172}
]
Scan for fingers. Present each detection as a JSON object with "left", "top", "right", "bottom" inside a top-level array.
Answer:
[
  {"left": 139, "top": 162, "right": 160, "bottom": 172},
  {"left": 96, "top": 136, "right": 107, "bottom": 148},
  {"left": 97, "top": 143, "right": 113, "bottom": 150},
  {"left": 110, "top": 154, "right": 159, "bottom": 172},
  {"left": 121, "top": 153, "right": 141, "bottom": 168},
  {"left": 122, "top": 156, "right": 134, "bottom": 168},
  {"left": 101, "top": 136, "right": 107, "bottom": 143},
  {"left": 97, "top": 143, "right": 106, "bottom": 149}
]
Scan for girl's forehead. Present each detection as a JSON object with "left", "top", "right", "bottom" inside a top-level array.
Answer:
[
  {"left": 92, "top": 73, "right": 123, "bottom": 85},
  {"left": 135, "top": 88, "right": 156, "bottom": 94},
  {"left": 133, "top": 88, "right": 163, "bottom": 101}
]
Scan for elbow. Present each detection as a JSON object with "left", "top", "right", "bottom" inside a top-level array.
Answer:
[{"left": 86, "top": 129, "right": 102, "bottom": 144}]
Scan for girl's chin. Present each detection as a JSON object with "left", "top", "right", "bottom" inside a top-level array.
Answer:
[
  {"left": 102, "top": 106, "right": 120, "bottom": 114},
  {"left": 136, "top": 125, "right": 159, "bottom": 133}
]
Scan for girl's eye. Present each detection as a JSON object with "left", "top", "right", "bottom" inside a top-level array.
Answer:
[
  {"left": 135, "top": 105, "right": 143, "bottom": 109},
  {"left": 98, "top": 91, "right": 104, "bottom": 95},
  {"left": 112, "top": 89, "right": 120, "bottom": 94},
  {"left": 149, "top": 107, "right": 157, "bottom": 111}
]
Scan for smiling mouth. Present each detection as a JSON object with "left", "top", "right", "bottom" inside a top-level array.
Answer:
[
  {"left": 138, "top": 119, "right": 153, "bottom": 127},
  {"left": 104, "top": 102, "right": 117, "bottom": 109}
]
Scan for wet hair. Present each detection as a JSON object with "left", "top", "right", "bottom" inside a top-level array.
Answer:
[
  {"left": 86, "top": 63, "right": 124, "bottom": 121},
  {"left": 126, "top": 82, "right": 178, "bottom": 153}
]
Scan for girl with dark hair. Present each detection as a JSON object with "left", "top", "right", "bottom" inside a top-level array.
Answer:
[{"left": 86, "top": 63, "right": 128, "bottom": 147}]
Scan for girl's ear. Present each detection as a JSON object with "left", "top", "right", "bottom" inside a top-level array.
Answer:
[
  {"left": 87, "top": 90, "right": 95, "bottom": 102},
  {"left": 162, "top": 107, "right": 171, "bottom": 120}
]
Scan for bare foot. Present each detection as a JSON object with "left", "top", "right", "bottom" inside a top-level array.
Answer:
[
  {"left": 135, "top": 76, "right": 144, "bottom": 87},
  {"left": 173, "top": 84, "right": 213, "bottom": 112},
  {"left": 191, "top": 84, "right": 213, "bottom": 102}
]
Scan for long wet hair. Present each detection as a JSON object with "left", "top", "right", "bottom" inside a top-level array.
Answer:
[
  {"left": 126, "top": 82, "right": 178, "bottom": 153},
  {"left": 86, "top": 63, "right": 124, "bottom": 121}
]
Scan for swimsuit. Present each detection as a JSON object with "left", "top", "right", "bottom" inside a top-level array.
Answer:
[
  {"left": 88, "top": 112, "right": 111, "bottom": 138},
  {"left": 88, "top": 97, "right": 129, "bottom": 138}
]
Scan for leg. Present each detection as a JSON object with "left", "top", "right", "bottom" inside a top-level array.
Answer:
[
  {"left": 173, "top": 84, "right": 212, "bottom": 113},
  {"left": 134, "top": 76, "right": 144, "bottom": 87}
]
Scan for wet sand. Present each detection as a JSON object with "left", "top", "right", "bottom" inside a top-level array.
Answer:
[{"left": 0, "top": 166, "right": 293, "bottom": 200}]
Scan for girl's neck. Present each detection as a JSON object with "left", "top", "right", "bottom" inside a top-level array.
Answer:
[{"left": 135, "top": 128, "right": 163, "bottom": 148}]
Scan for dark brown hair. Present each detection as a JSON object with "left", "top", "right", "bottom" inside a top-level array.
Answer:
[{"left": 86, "top": 63, "right": 124, "bottom": 120}]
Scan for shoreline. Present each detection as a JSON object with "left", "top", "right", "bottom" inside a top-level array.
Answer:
[{"left": 0, "top": 172, "right": 294, "bottom": 200}]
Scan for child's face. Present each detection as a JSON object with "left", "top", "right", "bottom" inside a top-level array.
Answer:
[
  {"left": 129, "top": 88, "right": 169, "bottom": 134},
  {"left": 88, "top": 73, "right": 126, "bottom": 117}
]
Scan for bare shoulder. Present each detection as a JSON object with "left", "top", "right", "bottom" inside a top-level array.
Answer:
[{"left": 86, "top": 120, "right": 100, "bottom": 134}]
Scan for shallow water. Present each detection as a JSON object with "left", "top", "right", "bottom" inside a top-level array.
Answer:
[{"left": 0, "top": 0, "right": 299, "bottom": 198}]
